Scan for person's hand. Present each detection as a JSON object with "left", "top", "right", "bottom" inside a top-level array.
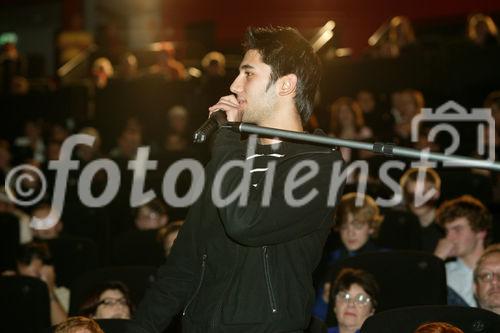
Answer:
[
  {"left": 40, "top": 265, "right": 57, "bottom": 293},
  {"left": 208, "top": 95, "right": 243, "bottom": 122},
  {"left": 434, "top": 238, "right": 456, "bottom": 260},
  {"left": 1, "top": 270, "right": 16, "bottom": 276},
  {"left": 322, "top": 282, "right": 331, "bottom": 303}
]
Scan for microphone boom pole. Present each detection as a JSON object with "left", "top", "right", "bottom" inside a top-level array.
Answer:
[{"left": 221, "top": 122, "right": 500, "bottom": 172}]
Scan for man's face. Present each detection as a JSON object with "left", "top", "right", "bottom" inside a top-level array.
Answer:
[
  {"left": 339, "top": 214, "right": 373, "bottom": 252},
  {"left": 356, "top": 91, "right": 375, "bottom": 113},
  {"left": 399, "top": 92, "right": 419, "bottom": 121},
  {"left": 230, "top": 49, "right": 277, "bottom": 124},
  {"left": 474, "top": 253, "right": 500, "bottom": 314},
  {"left": 443, "top": 217, "right": 484, "bottom": 258},
  {"left": 135, "top": 206, "right": 167, "bottom": 230},
  {"left": 404, "top": 179, "right": 438, "bottom": 215}
]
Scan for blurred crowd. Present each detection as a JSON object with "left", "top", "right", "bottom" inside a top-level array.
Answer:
[{"left": 1, "top": 12, "right": 500, "bottom": 333}]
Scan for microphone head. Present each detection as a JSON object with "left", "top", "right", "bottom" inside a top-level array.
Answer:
[{"left": 192, "top": 109, "right": 228, "bottom": 143}]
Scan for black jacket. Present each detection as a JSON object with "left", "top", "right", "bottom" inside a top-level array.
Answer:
[{"left": 128, "top": 128, "right": 344, "bottom": 333}]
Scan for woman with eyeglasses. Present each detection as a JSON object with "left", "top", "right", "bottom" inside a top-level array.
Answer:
[
  {"left": 79, "top": 281, "right": 134, "bottom": 320},
  {"left": 328, "top": 268, "right": 379, "bottom": 333}
]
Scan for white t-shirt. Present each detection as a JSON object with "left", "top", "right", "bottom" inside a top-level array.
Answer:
[{"left": 445, "top": 258, "right": 477, "bottom": 307}]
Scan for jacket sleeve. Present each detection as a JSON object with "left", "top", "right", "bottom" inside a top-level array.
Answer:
[
  {"left": 126, "top": 205, "right": 200, "bottom": 333},
  {"left": 212, "top": 128, "right": 345, "bottom": 247}
]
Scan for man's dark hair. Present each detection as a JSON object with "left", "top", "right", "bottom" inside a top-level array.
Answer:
[
  {"left": 137, "top": 198, "right": 168, "bottom": 217},
  {"left": 436, "top": 195, "right": 492, "bottom": 245},
  {"left": 16, "top": 241, "right": 52, "bottom": 265},
  {"left": 330, "top": 267, "right": 380, "bottom": 310},
  {"left": 243, "top": 26, "right": 321, "bottom": 124}
]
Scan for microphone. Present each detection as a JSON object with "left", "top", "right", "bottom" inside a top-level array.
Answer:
[{"left": 193, "top": 109, "right": 228, "bottom": 143}]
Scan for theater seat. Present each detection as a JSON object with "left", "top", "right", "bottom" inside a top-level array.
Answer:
[
  {"left": 111, "top": 229, "right": 165, "bottom": 267},
  {"left": 0, "top": 212, "right": 20, "bottom": 271},
  {"left": 306, "top": 316, "right": 328, "bottom": 333},
  {"left": 69, "top": 266, "right": 156, "bottom": 316},
  {"left": 376, "top": 209, "right": 421, "bottom": 251},
  {"left": 0, "top": 275, "right": 51, "bottom": 333},
  {"left": 361, "top": 305, "right": 500, "bottom": 333},
  {"left": 44, "top": 236, "right": 99, "bottom": 288}
]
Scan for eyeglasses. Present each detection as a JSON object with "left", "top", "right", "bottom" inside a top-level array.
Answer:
[
  {"left": 98, "top": 298, "right": 128, "bottom": 307},
  {"left": 336, "top": 291, "right": 371, "bottom": 306},
  {"left": 476, "top": 271, "right": 500, "bottom": 283}
]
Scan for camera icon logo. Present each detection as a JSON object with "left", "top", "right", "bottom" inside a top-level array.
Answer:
[{"left": 411, "top": 100, "right": 495, "bottom": 167}]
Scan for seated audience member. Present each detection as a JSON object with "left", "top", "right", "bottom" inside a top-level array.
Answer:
[
  {"left": 79, "top": 281, "right": 133, "bottom": 320},
  {"left": 149, "top": 41, "right": 186, "bottom": 80},
  {"left": 355, "top": 90, "right": 394, "bottom": 141},
  {"left": 414, "top": 322, "right": 464, "bottom": 333},
  {"left": 134, "top": 199, "right": 169, "bottom": 231},
  {"left": 328, "top": 97, "right": 372, "bottom": 162},
  {"left": 483, "top": 91, "right": 500, "bottom": 203},
  {"left": 13, "top": 119, "right": 45, "bottom": 164},
  {"left": 76, "top": 127, "right": 104, "bottom": 164},
  {"left": 466, "top": 13, "right": 499, "bottom": 47},
  {"left": 328, "top": 268, "right": 379, "bottom": 333},
  {"left": 474, "top": 244, "right": 500, "bottom": 315},
  {"left": 117, "top": 52, "right": 139, "bottom": 80},
  {"left": 400, "top": 167, "right": 444, "bottom": 252},
  {"left": 54, "top": 316, "right": 104, "bottom": 333},
  {"left": 368, "top": 16, "right": 416, "bottom": 58},
  {"left": 434, "top": 195, "right": 492, "bottom": 306},
  {"left": 313, "top": 193, "right": 383, "bottom": 320},
  {"left": 12, "top": 242, "right": 68, "bottom": 325},
  {"left": 0, "top": 187, "right": 32, "bottom": 244},
  {"left": 330, "top": 193, "right": 384, "bottom": 263},
  {"left": 163, "top": 105, "right": 190, "bottom": 153},
  {"left": 0, "top": 139, "right": 12, "bottom": 184},
  {"left": 157, "top": 220, "right": 184, "bottom": 258},
  {"left": 110, "top": 123, "right": 143, "bottom": 162},
  {"left": 0, "top": 34, "right": 29, "bottom": 96},
  {"left": 391, "top": 89, "right": 424, "bottom": 146},
  {"left": 91, "top": 57, "right": 114, "bottom": 89}
]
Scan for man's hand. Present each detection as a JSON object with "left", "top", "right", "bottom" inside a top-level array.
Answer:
[
  {"left": 209, "top": 95, "right": 243, "bottom": 122},
  {"left": 40, "top": 265, "right": 57, "bottom": 294},
  {"left": 434, "top": 238, "right": 456, "bottom": 260}
]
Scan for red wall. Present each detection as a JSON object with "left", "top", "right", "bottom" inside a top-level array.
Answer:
[{"left": 162, "top": 0, "right": 500, "bottom": 54}]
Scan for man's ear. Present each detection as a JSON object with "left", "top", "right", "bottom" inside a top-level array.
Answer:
[{"left": 278, "top": 74, "right": 297, "bottom": 96}]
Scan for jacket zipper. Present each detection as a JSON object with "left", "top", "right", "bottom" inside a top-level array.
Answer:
[
  {"left": 211, "top": 245, "right": 240, "bottom": 328},
  {"left": 183, "top": 253, "right": 207, "bottom": 316},
  {"left": 262, "top": 246, "right": 278, "bottom": 313}
]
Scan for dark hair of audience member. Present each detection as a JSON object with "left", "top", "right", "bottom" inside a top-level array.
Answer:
[
  {"left": 335, "top": 193, "right": 384, "bottom": 237},
  {"left": 16, "top": 241, "right": 51, "bottom": 266},
  {"left": 436, "top": 195, "right": 493, "bottom": 245},
  {"left": 78, "top": 281, "right": 134, "bottom": 318},
  {"left": 330, "top": 268, "right": 380, "bottom": 310}
]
